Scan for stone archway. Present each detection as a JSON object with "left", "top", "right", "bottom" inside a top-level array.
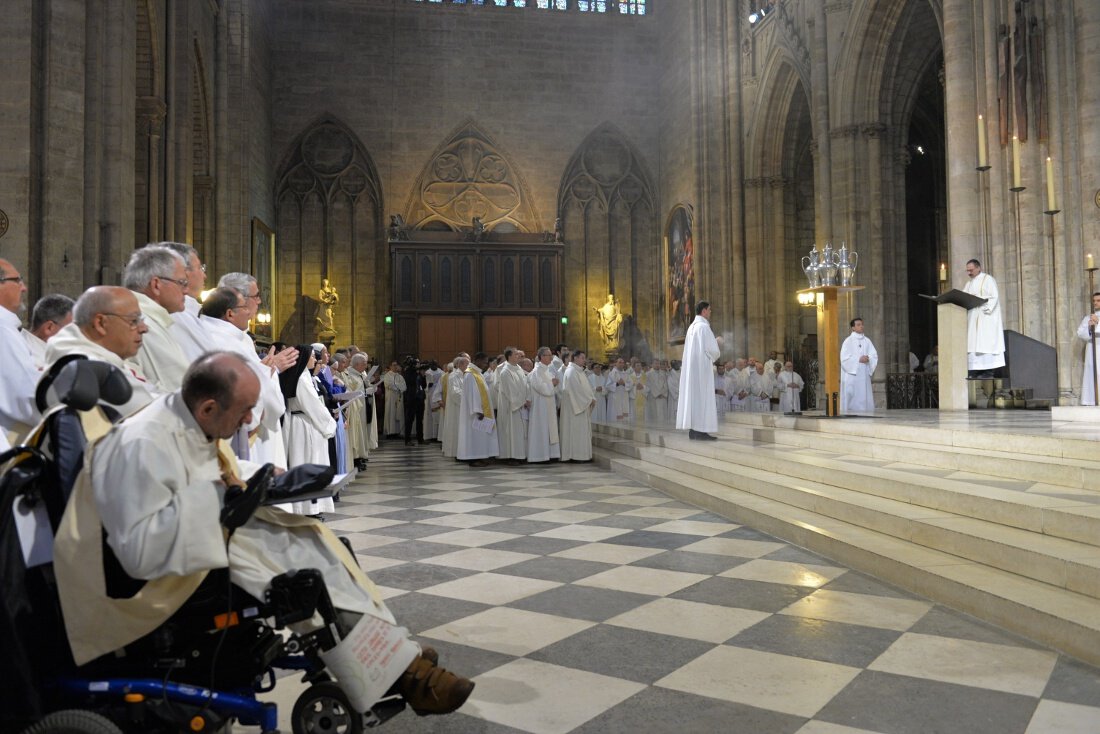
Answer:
[{"left": 274, "top": 116, "right": 384, "bottom": 346}]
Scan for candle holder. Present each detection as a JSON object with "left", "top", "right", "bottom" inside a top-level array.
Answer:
[
  {"left": 1011, "top": 189, "right": 1025, "bottom": 329},
  {"left": 1045, "top": 210, "right": 1062, "bottom": 354}
]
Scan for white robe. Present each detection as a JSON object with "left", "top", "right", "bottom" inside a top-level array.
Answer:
[
  {"left": 645, "top": 369, "right": 668, "bottom": 422},
  {"left": 749, "top": 370, "right": 774, "bottom": 412},
  {"left": 729, "top": 370, "right": 749, "bottom": 412},
  {"left": 527, "top": 362, "right": 560, "bottom": 462},
  {"left": 777, "top": 370, "right": 805, "bottom": 413},
  {"left": 171, "top": 295, "right": 210, "bottom": 363},
  {"left": 676, "top": 314, "right": 721, "bottom": 433},
  {"left": 1077, "top": 313, "right": 1100, "bottom": 406},
  {"left": 43, "top": 323, "right": 160, "bottom": 419},
  {"left": 54, "top": 392, "right": 411, "bottom": 682},
  {"left": 496, "top": 362, "right": 528, "bottom": 460},
  {"left": 382, "top": 371, "right": 405, "bottom": 435},
  {"left": 714, "top": 371, "right": 731, "bottom": 416},
  {"left": 589, "top": 371, "right": 609, "bottom": 423},
  {"left": 667, "top": 368, "right": 680, "bottom": 418},
  {"left": 559, "top": 363, "right": 594, "bottom": 461},
  {"left": 282, "top": 371, "right": 336, "bottom": 515},
  {"left": 343, "top": 367, "right": 372, "bottom": 461},
  {"left": 840, "top": 332, "right": 878, "bottom": 413},
  {"left": 440, "top": 370, "right": 463, "bottom": 458},
  {"left": 422, "top": 367, "right": 443, "bottom": 440},
  {"left": 0, "top": 307, "right": 41, "bottom": 448},
  {"left": 457, "top": 366, "right": 497, "bottom": 460},
  {"left": 964, "top": 272, "right": 1006, "bottom": 370},
  {"left": 132, "top": 292, "right": 191, "bottom": 393},
  {"left": 607, "top": 367, "right": 634, "bottom": 422},
  {"left": 22, "top": 329, "right": 47, "bottom": 371}
]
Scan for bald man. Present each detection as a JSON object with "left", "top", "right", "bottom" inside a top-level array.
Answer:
[
  {"left": 44, "top": 286, "right": 160, "bottom": 418},
  {"left": 0, "top": 258, "right": 40, "bottom": 449}
]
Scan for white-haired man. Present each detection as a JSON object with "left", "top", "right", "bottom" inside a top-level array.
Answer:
[{"left": 124, "top": 245, "right": 192, "bottom": 391}]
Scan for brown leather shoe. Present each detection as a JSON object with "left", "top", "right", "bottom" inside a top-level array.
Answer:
[{"left": 398, "top": 655, "right": 475, "bottom": 716}]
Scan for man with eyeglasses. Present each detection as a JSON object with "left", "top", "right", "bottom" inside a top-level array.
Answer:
[
  {"left": 43, "top": 286, "right": 159, "bottom": 418},
  {"left": 163, "top": 242, "right": 210, "bottom": 364},
  {"left": 0, "top": 258, "right": 40, "bottom": 451},
  {"left": 123, "top": 245, "right": 192, "bottom": 392}
]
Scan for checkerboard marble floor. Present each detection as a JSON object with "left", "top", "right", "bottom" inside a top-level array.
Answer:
[{"left": 256, "top": 443, "right": 1100, "bottom": 734}]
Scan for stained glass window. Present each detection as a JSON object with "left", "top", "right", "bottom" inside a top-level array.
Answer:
[
  {"left": 619, "top": 0, "right": 645, "bottom": 14},
  {"left": 411, "top": 0, "right": 647, "bottom": 13},
  {"left": 536, "top": 0, "right": 568, "bottom": 8}
]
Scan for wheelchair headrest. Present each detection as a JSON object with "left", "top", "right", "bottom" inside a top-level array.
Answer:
[{"left": 36, "top": 355, "right": 134, "bottom": 413}]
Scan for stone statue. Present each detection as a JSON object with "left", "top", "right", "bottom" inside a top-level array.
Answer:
[
  {"left": 316, "top": 277, "right": 339, "bottom": 338},
  {"left": 388, "top": 213, "right": 408, "bottom": 241},
  {"left": 471, "top": 216, "right": 486, "bottom": 242},
  {"left": 553, "top": 216, "right": 564, "bottom": 243},
  {"left": 593, "top": 294, "right": 624, "bottom": 352}
]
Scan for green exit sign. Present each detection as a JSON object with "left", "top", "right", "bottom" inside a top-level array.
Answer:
[
  {"left": 560, "top": 316, "right": 568, "bottom": 325},
  {"left": 384, "top": 315, "right": 393, "bottom": 325}
]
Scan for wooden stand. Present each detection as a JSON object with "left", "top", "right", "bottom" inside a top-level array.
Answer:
[
  {"left": 919, "top": 289, "right": 988, "bottom": 411},
  {"left": 798, "top": 285, "right": 864, "bottom": 416}
]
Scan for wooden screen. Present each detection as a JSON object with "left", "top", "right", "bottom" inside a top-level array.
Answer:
[
  {"left": 481, "top": 315, "right": 538, "bottom": 358},
  {"left": 418, "top": 316, "right": 477, "bottom": 365}
]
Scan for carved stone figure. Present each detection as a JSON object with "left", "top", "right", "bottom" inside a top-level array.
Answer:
[
  {"left": 593, "top": 294, "right": 624, "bottom": 352},
  {"left": 316, "top": 278, "right": 339, "bottom": 338}
]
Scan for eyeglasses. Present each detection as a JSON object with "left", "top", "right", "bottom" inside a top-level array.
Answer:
[
  {"left": 102, "top": 313, "right": 146, "bottom": 330},
  {"left": 245, "top": 292, "right": 262, "bottom": 303},
  {"left": 156, "top": 275, "right": 190, "bottom": 289},
  {"left": 0, "top": 276, "right": 24, "bottom": 284}
]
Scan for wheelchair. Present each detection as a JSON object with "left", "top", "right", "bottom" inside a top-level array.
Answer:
[{"left": 0, "top": 357, "right": 404, "bottom": 733}]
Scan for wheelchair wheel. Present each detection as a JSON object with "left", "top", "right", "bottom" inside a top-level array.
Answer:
[
  {"left": 291, "top": 681, "right": 363, "bottom": 734},
  {"left": 21, "top": 710, "right": 123, "bottom": 734}
]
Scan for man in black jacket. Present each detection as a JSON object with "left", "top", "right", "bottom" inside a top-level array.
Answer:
[{"left": 402, "top": 356, "right": 425, "bottom": 445}]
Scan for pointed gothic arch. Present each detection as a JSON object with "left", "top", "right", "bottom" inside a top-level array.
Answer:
[
  {"left": 402, "top": 120, "right": 542, "bottom": 233},
  {"left": 557, "top": 123, "right": 658, "bottom": 359},
  {"left": 275, "top": 116, "right": 385, "bottom": 346}
]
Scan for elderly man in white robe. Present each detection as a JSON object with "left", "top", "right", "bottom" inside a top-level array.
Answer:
[
  {"left": 527, "top": 346, "right": 561, "bottom": 462},
  {"left": 667, "top": 360, "right": 681, "bottom": 418},
  {"left": 728, "top": 359, "right": 749, "bottom": 412},
  {"left": 343, "top": 353, "right": 375, "bottom": 470},
  {"left": 382, "top": 361, "right": 406, "bottom": 437},
  {"left": 164, "top": 242, "right": 209, "bottom": 361},
  {"left": 607, "top": 357, "right": 633, "bottom": 423},
  {"left": 1076, "top": 292, "right": 1100, "bottom": 405},
  {"left": 44, "top": 286, "right": 160, "bottom": 419},
  {"left": 676, "top": 300, "right": 722, "bottom": 440},
  {"left": 559, "top": 350, "right": 596, "bottom": 461},
  {"left": 198, "top": 287, "right": 296, "bottom": 468},
  {"left": 588, "top": 362, "right": 609, "bottom": 422},
  {"left": 714, "top": 362, "right": 731, "bottom": 417},
  {"left": 22, "top": 294, "right": 74, "bottom": 370},
  {"left": 777, "top": 361, "right": 805, "bottom": 414},
  {"left": 52, "top": 352, "right": 473, "bottom": 716},
  {"left": 457, "top": 352, "right": 497, "bottom": 467},
  {"left": 423, "top": 362, "right": 444, "bottom": 441},
  {"left": 748, "top": 362, "right": 774, "bottom": 413},
  {"left": 495, "top": 348, "right": 529, "bottom": 464},
  {"left": 840, "top": 317, "right": 878, "bottom": 414},
  {"left": 0, "top": 259, "right": 42, "bottom": 449},
  {"left": 123, "top": 245, "right": 193, "bottom": 392},
  {"left": 964, "top": 258, "right": 1006, "bottom": 377},
  {"left": 645, "top": 360, "right": 668, "bottom": 422},
  {"left": 440, "top": 357, "right": 467, "bottom": 458}
]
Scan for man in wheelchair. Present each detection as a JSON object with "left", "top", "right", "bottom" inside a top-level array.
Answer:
[{"left": 31, "top": 351, "right": 472, "bottom": 731}]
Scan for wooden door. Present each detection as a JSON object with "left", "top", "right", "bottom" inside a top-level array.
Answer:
[
  {"left": 418, "top": 316, "right": 477, "bottom": 365},
  {"left": 481, "top": 315, "right": 538, "bottom": 358}
]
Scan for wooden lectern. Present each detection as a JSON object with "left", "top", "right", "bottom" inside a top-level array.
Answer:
[
  {"left": 920, "top": 289, "right": 987, "bottom": 410},
  {"left": 798, "top": 285, "right": 864, "bottom": 416}
]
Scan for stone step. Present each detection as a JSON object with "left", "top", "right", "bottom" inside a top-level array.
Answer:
[
  {"left": 595, "top": 447, "right": 1100, "bottom": 667},
  {"left": 593, "top": 434, "right": 1100, "bottom": 600},
  {"left": 594, "top": 425, "right": 1100, "bottom": 546}
]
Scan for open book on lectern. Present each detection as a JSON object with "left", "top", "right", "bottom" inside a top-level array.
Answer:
[{"left": 918, "top": 289, "right": 987, "bottom": 310}]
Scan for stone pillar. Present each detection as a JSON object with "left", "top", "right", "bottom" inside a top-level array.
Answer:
[
  {"left": 1076, "top": 1, "right": 1100, "bottom": 272},
  {"left": 137, "top": 96, "right": 166, "bottom": 245},
  {"left": 810, "top": 1, "right": 832, "bottom": 245},
  {"left": 942, "top": 0, "right": 982, "bottom": 290}
]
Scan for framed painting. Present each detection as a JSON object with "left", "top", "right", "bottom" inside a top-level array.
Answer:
[{"left": 665, "top": 204, "right": 695, "bottom": 345}]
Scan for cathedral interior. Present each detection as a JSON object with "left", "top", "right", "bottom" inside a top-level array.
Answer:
[{"left": 2, "top": 0, "right": 1098, "bottom": 399}]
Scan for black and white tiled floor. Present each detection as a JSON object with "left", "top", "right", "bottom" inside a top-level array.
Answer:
[{"left": 259, "top": 443, "right": 1100, "bottom": 733}]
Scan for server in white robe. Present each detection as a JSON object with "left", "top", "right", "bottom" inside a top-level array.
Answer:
[
  {"left": 777, "top": 361, "right": 805, "bottom": 414},
  {"left": 440, "top": 358, "right": 467, "bottom": 458},
  {"left": 963, "top": 259, "right": 1006, "bottom": 375},
  {"left": 667, "top": 361, "right": 681, "bottom": 418},
  {"left": 22, "top": 293, "right": 74, "bottom": 370},
  {"left": 728, "top": 359, "right": 749, "bottom": 412},
  {"left": 495, "top": 349, "right": 528, "bottom": 461},
  {"left": 52, "top": 353, "right": 473, "bottom": 716},
  {"left": 422, "top": 363, "right": 444, "bottom": 440},
  {"left": 629, "top": 361, "right": 646, "bottom": 422},
  {"left": 123, "top": 245, "right": 192, "bottom": 392},
  {"left": 280, "top": 348, "right": 337, "bottom": 515},
  {"left": 607, "top": 358, "right": 633, "bottom": 422},
  {"left": 1077, "top": 292, "right": 1100, "bottom": 405},
  {"left": 382, "top": 362, "right": 406, "bottom": 437},
  {"left": 676, "top": 301, "right": 722, "bottom": 439},
  {"left": 457, "top": 353, "right": 497, "bottom": 464},
  {"left": 588, "top": 363, "right": 609, "bottom": 422},
  {"left": 714, "top": 364, "right": 731, "bottom": 416},
  {"left": 559, "top": 351, "right": 596, "bottom": 461},
  {"left": 840, "top": 317, "right": 878, "bottom": 414},
  {"left": 749, "top": 363, "right": 774, "bottom": 412},
  {"left": 527, "top": 347, "right": 561, "bottom": 462},
  {"left": 44, "top": 287, "right": 160, "bottom": 416},
  {"left": 645, "top": 362, "right": 668, "bottom": 422},
  {"left": 343, "top": 354, "right": 373, "bottom": 469}
]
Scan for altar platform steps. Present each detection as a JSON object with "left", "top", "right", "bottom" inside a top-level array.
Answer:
[{"left": 591, "top": 415, "right": 1100, "bottom": 666}]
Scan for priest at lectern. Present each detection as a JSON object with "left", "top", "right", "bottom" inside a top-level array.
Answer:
[{"left": 963, "top": 259, "right": 1005, "bottom": 377}]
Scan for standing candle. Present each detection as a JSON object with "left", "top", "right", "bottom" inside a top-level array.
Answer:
[
  {"left": 1045, "top": 156, "right": 1056, "bottom": 211},
  {"left": 1012, "top": 135, "right": 1022, "bottom": 189},
  {"left": 977, "top": 115, "right": 987, "bottom": 168},
  {"left": 939, "top": 263, "right": 947, "bottom": 282},
  {"left": 1089, "top": 253, "right": 1095, "bottom": 271}
]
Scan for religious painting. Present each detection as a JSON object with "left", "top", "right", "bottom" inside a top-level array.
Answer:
[
  {"left": 251, "top": 216, "right": 275, "bottom": 336},
  {"left": 665, "top": 205, "right": 695, "bottom": 345}
]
